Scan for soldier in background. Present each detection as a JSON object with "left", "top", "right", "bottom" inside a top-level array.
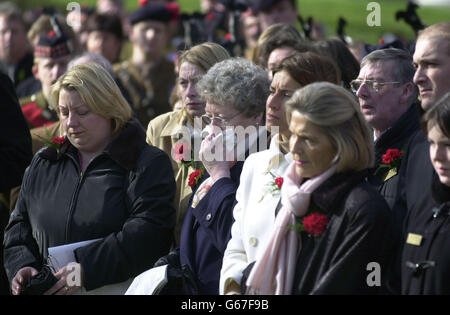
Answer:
[
  {"left": 251, "top": 0, "right": 299, "bottom": 33},
  {"left": 114, "top": 2, "right": 175, "bottom": 127},
  {"left": 19, "top": 29, "right": 74, "bottom": 128},
  {"left": 86, "top": 13, "right": 125, "bottom": 65},
  {"left": 17, "top": 13, "right": 80, "bottom": 98},
  {"left": 0, "top": 2, "right": 34, "bottom": 88}
]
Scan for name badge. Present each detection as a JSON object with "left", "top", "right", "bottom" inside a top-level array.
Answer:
[{"left": 406, "top": 233, "right": 422, "bottom": 246}]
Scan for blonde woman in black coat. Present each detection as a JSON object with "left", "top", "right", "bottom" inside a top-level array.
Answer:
[{"left": 4, "top": 63, "right": 176, "bottom": 295}]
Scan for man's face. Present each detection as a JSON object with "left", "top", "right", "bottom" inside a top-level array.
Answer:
[
  {"left": 355, "top": 61, "right": 409, "bottom": 134},
  {"left": 259, "top": 0, "right": 297, "bottom": 31},
  {"left": 0, "top": 16, "right": 29, "bottom": 64},
  {"left": 413, "top": 36, "right": 450, "bottom": 111},
  {"left": 131, "top": 20, "right": 169, "bottom": 58},
  {"left": 34, "top": 55, "right": 71, "bottom": 93},
  {"left": 242, "top": 14, "right": 260, "bottom": 49},
  {"left": 87, "top": 31, "right": 122, "bottom": 64}
]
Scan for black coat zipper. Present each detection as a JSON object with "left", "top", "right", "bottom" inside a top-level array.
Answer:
[{"left": 64, "top": 154, "right": 85, "bottom": 243}]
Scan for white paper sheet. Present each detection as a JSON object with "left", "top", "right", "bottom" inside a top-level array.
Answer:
[
  {"left": 47, "top": 238, "right": 132, "bottom": 295},
  {"left": 125, "top": 265, "right": 168, "bottom": 295}
]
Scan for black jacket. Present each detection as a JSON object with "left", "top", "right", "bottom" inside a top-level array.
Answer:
[
  {"left": 0, "top": 72, "right": 32, "bottom": 191},
  {"left": 369, "top": 104, "right": 420, "bottom": 210},
  {"left": 3, "top": 118, "right": 176, "bottom": 291},
  {"left": 401, "top": 174, "right": 450, "bottom": 294},
  {"left": 0, "top": 72, "right": 32, "bottom": 295},
  {"left": 394, "top": 129, "right": 439, "bottom": 294},
  {"left": 367, "top": 104, "right": 420, "bottom": 294},
  {"left": 292, "top": 171, "right": 394, "bottom": 295}
]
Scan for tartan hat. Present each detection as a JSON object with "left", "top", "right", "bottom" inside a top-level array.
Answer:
[
  {"left": 129, "top": 2, "right": 172, "bottom": 25},
  {"left": 34, "top": 30, "right": 72, "bottom": 58}
]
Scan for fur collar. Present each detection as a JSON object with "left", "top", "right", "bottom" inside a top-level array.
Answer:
[{"left": 311, "top": 170, "right": 368, "bottom": 213}]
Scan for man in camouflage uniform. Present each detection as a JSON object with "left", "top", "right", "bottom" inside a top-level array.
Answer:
[
  {"left": 114, "top": 2, "right": 175, "bottom": 127},
  {"left": 19, "top": 29, "right": 73, "bottom": 129}
]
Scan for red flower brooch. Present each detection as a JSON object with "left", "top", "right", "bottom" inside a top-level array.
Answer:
[
  {"left": 289, "top": 203, "right": 329, "bottom": 238},
  {"left": 36, "top": 129, "right": 66, "bottom": 153},
  {"left": 188, "top": 167, "right": 205, "bottom": 188},
  {"left": 173, "top": 142, "right": 193, "bottom": 166},
  {"left": 301, "top": 213, "right": 329, "bottom": 236},
  {"left": 375, "top": 148, "right": 403, "bottom": 181},
  {"left": 259, "top": 172, "right": 283, "bottom": 202}
]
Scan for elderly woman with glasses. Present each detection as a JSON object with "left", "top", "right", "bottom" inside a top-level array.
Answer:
[
  {"left": 220, "top": 52, "right": 341, "bottom": 295},
  {"left": 152, "top": 57, "right": 270, "bottom": 295},
  {"left": 146, "top": 42, "right": 230, "bottom": 246}
]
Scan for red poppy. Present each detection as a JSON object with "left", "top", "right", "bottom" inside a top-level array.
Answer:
[
  {"left": 382, "top": 148, "right": 403, "bottom": 165},
  {"left": 275, "top": 177, "right": 283, "bottom": 189},
  {"left": 188, "top": 169, "right": 205, "bottom": 188},
  {"left": 302, "top": 212, "right": 329, "bottom": 236},
  {"left": 173, "top": 142, "right": 191, "bottom": 162},
  {"left": 138, "top": 0, "right": 149, "bottom": 7},
  {"left": 51, "top": 136, "right": 66, "bottom": 145}
]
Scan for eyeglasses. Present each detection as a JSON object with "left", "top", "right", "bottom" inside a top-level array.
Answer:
[
  {"left": 201, "top": 112, "right": 240, "bottom": 126},
  {"left": 350, "top": 79, "right": 402, "bottom": 94}
]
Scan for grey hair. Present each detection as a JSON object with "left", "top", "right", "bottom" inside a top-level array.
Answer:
[
  {"left": 197, "top": 57, "right": 269, "bottom": 117},
  {"left": 361, "top": 48, "right": 418, "bottom": 102},
  {"left": 68, "top": 52, "right": 114, "bottom": 76},
  {"left": 361, "top": 48, "right": 415, "bottom": 84}
]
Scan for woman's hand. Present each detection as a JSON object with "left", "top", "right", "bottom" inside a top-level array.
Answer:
[
  {"left": 200, "top": 132, "right": 231, "bottom": 183},
  {"left": 11, "top": 266, "right": 38, "bottom": 295},
  {"left": 44, "top": 263, "right": 83, "bottom": 295}
]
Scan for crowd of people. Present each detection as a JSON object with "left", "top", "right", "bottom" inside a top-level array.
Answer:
[{"left": 0, "top": 0, "right": 449, "bottom": 295}]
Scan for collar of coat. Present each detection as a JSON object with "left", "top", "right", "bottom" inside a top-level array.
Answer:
[
  {"left": 311, "top": 169, "right": 369, "bottom": 213},
  {"left": 432, "top": 172, "right": 450, "bottom": 206},
  {"left": 39, "top": 117, "right": 146, "bottom": 171},
  {"left": 159, "top": 110, "right": 188, "bottom": 139},
  {"left": 374, "top": 103, "right": 420, "bottom": 162}
]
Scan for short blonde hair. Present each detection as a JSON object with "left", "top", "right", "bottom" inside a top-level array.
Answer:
[
  {"left": 178, "top": 42, "right": 230, "bottom": 72},
  {"left": 286, "top": 82, "right": 374, "bottom": 173},
  {"left": 49, "top": 62, "right": 132, "bottom": 135}
]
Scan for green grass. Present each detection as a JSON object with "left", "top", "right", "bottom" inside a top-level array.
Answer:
[{"left": 14, "top": 0, "right": 450, "bottom": 44}]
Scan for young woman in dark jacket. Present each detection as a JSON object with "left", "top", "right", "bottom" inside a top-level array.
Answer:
[
  {"left": 3, "top": 63, "right": 176, "bottom": 295},
  {"left": 246, "top": 82, "right": 394, "bottom": 295},
  {"left": 402, "top": 92, "right": 450, "bottom": 294}
]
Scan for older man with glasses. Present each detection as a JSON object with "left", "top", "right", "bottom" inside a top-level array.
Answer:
[{"left": 352, "top": 48, "right": 419, "bottom": 294}]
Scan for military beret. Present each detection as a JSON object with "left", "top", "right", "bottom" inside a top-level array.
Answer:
[
  {"left": 129, "top": 2, "right": 172, "bottom": 25},
  {"left": 34, "top": 30, "right": 72, "bottom": 58}
]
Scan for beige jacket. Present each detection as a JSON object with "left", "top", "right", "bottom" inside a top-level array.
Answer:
[{"left": 146, "top": 110, "right": 203, "bottom": 245}]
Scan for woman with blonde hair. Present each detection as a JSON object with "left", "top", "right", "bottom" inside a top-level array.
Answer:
[
  {"left": 147, "top": 42, "right": 230, "bottom": 246},
  {"left": 220, "top": 52, "right": 340, "bottom": 295},
  {"left": 242, "top": 82, "right": 394, "bottom": 294},
  {"left": 4, "top": 62, "right": 176, "bottom": 295}
]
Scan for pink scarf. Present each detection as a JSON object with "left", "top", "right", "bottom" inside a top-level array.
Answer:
[{"left": 246, "top": 161, "right": 337, "bottom": 295}]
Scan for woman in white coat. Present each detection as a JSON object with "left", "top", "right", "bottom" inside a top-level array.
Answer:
[{"left": 220, "top": 52, "right": 341, "bottom": 294}]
